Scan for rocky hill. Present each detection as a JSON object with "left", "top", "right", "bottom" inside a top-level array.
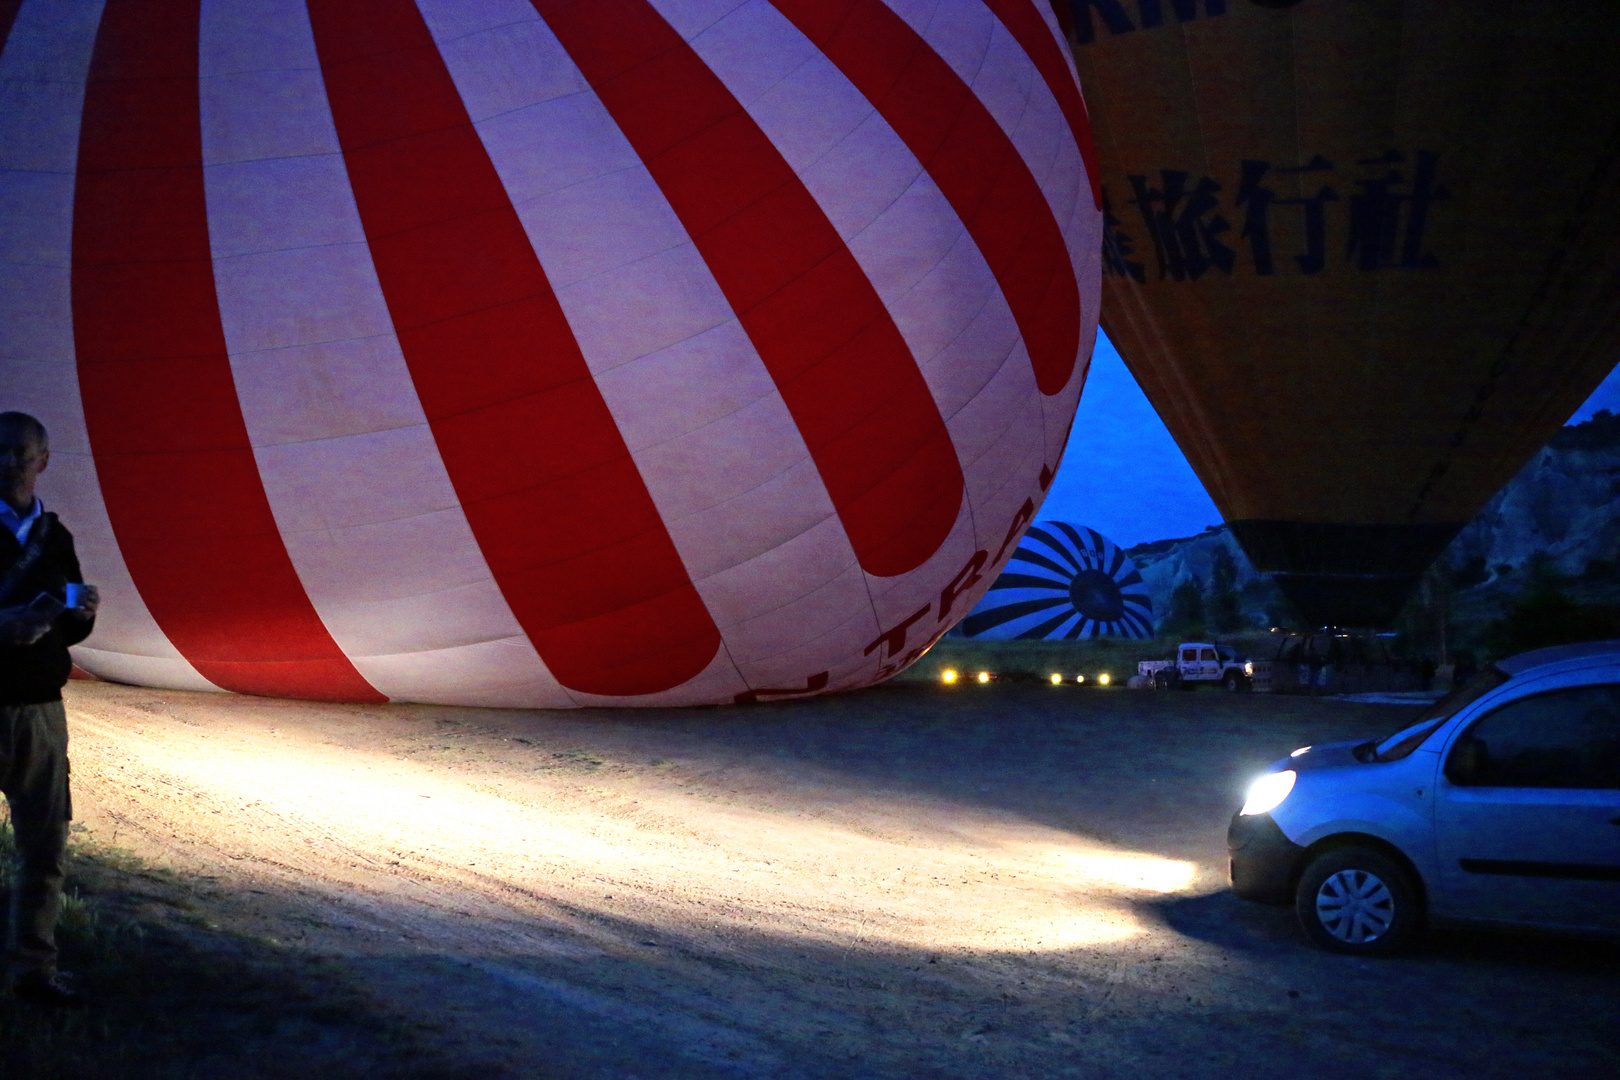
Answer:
[
  {"left": 1125, "top": 523, "right": 1280, "bottom": 630},
  {"left": 1445, "top": 410, "right": 1620, "bottom": 594},
  {"left": 1122, "top": 410, "right": 1620, "bottom": 641}
]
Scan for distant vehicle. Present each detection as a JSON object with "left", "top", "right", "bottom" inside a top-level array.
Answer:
[
  {"left": 1228, "top": 640, "right": 1620, "bottom": 954},
  {"left": 1139, "top": 643, "right": 1252, "bottom": 691}
]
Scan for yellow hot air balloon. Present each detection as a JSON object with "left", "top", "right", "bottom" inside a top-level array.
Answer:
[{"left": 1058, "top": 0, "right": 1620, "bottom": 625}]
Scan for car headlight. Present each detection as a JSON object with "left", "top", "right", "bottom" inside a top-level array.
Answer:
[
  {"left": 1240, "top": 770, "right": 1296, "bottom": 816},
  {"left": 1244, "top": 661, "right": 1253, "bottom": 676}
]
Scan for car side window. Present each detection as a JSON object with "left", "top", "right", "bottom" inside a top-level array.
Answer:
[
  {"left": 1182, "top": 649, "right": 1196, "bottom": 662},
  {"left": 1446, "top": 684, "right": 1620, "bottom": 790},
  {"left": 1199, "top": 648, "right": 1216, "bottom": 662}
]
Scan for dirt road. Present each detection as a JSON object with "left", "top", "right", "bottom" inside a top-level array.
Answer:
[{"left": 60, "top": 680, "right": 1619, "bottom": 1079}]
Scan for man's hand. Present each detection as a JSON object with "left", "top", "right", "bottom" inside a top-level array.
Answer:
[
  {"left": 68, "top": 584, "right": 100, "bottom": 620},
  {"left": 0, "top": 605, "right": 54, "bottom": 645}
]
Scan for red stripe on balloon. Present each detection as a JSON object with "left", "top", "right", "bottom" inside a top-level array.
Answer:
[
  {"left": 980, "top": 0, "right": 1103, "bottom": 211},
  {"left": 529, "top": 0, "right": 963, "bottom": 579},
  {"left": 770, "top": 0, "right": 1081, "bottom": 396},
  {"left": 305, "top": 0, "right": 721, "bottom": 697},
  {"left": 70, "top": 0, "right": 383, "bottom": 702}
]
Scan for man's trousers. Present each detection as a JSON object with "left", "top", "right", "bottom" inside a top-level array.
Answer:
[{"left": 0, "top": 700, "right": 70, "bottom": 979}]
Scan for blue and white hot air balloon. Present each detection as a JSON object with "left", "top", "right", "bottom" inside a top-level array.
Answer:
[{"left": 961, "top": 523, "right": 1152, "bottom": 640}]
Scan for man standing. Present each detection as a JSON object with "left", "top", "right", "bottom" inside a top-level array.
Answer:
[{"left": 0, "top": 412, "right": 97, "bottom": 1007}]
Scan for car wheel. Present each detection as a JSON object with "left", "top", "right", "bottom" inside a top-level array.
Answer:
[
  {"left": 1222, "top": 671, "right": 1241, "bottom": 692},
  {"left": 1294, "top": 845, "right": 1422, "bottom": 955}
]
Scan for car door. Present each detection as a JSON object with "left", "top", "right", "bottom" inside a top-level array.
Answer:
[
  {"left": 1199, "top": 647, "right": 1218, "bottom": 680},
  {"left": 1433, "top": 682, "right": 1620, "bottom": 930}
]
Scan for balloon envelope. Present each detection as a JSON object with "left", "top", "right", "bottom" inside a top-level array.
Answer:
[
  {"left": 961, "top": 522, "right": 1153, "bottom": 640},
  {"left": 1060, "top": 0, "right": 1620, "bottom": 625},
  {"left": 0, "top": 0, "right": 1099, "bottom": 706}
]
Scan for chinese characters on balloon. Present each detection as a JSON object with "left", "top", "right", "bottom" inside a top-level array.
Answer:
[{"left": 1104, "top": 151, "right": 1451, "bottom": 282}]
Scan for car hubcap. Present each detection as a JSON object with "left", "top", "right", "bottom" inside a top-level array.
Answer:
[{"left": 1316, "top": 869, "right": 1395, "bottom": 944}]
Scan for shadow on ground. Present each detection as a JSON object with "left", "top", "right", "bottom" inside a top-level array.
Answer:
[
  {"left": 1150, "top": 886, "right": 1620, "bottom": 967},
  {"left": 203, "top": 883, "right": 1620, "bottom": 1080},
  {"left": 0, "top": 824, "right": 485, "bottom": 1080}
]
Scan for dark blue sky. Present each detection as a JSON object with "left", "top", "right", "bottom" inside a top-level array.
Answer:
[{"left": 1040, "top": 331, "right": 1620, "bottom": 549}]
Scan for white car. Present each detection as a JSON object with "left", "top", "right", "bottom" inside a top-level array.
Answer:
[
  {"left": 1228, "top": 640, "right": 1620, "bottom": 954},
  {"left": 1139, "top": 642, "right": 1253, "bottom": 691}
]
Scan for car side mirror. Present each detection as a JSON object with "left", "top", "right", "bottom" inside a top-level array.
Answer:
[{"left": 1447, "top": 735, "right": 1488, "bottom": 786}]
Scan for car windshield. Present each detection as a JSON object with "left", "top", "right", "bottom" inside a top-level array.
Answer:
[{"left": 1372, "top": 665, "right": 1511, "bottom": 761}]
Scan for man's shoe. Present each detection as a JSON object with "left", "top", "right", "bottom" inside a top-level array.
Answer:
[{"left": 12, "top": 970, "right": 89, "bottom": 1008}]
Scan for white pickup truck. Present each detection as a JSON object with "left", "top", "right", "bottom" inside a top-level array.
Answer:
[{"left": 1138, "top": 642, "right": 1253, "bottom": 691}]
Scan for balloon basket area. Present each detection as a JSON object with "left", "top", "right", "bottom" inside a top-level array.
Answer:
[{"left": 1249, "top": 631, "right": 1436, "bottom": 696}]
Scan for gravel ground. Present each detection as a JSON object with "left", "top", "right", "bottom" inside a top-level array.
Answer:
[{"left": 54, "top": 679, "right": 1620, "bottom": 1079}]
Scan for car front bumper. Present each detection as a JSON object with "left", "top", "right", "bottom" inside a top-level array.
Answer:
[{"left": 1228, "top": 811, "right": 1306, "bottom": 905}]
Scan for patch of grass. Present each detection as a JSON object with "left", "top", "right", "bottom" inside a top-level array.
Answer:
[{"left": 0, "top": 819, "right": 484, "bottom": 1080}]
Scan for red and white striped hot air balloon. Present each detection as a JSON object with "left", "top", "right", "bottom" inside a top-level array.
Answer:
[{"left": 0, "top": 0, "right": 1100, "bottom": 707}]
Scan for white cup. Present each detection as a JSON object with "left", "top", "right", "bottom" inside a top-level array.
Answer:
[{"left": 64, "top": 583, "right": 87, "bottom": 609}]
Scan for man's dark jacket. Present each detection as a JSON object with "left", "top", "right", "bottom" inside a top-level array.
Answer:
[{"left": 0, "top": 513, "right": 93, "bottom": 705}]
